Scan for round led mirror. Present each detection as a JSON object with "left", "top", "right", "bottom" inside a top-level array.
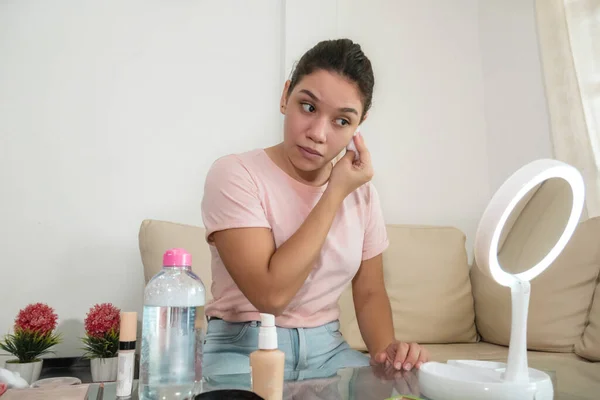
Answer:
[
  {"left": 419, "top": 159, "right": 585, "bottom": 400},
  {"left": 474, "top": 159, "right": 585, "bottom": 287}
]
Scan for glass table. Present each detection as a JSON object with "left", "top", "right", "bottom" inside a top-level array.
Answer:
[
  {"left": 85, "top": 366, "right": 424, "bottom": 399},
  {"left": 77, "top": 361, "right": 598, "bottom": 400}
]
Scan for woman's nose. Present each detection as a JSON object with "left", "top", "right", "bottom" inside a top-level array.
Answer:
[{"left": 307, "top": 119, "right": 327, "bottom": 143}]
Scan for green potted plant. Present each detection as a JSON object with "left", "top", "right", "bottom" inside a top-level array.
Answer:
[
  {"left": 81, "top": 303, "right": 120, "bottom": 382},
  {"left": 0, "top": 303, "right": 62, "bottom": 384}
]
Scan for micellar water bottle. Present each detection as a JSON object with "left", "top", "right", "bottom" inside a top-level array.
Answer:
[{"left": 139, "top": 248, "right": 205, "bottom": 400}]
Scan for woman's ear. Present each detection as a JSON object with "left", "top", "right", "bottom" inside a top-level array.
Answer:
[
  {"left": 280, "top": 80, "right": 291, "bottom": 114},
  {"left": 360, "top": 111, "right": 370, "bottom": 124}
]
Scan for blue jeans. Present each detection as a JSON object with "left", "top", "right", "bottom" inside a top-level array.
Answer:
[{"left": 202, "top": 318, "right": 370, "bottom": 377}]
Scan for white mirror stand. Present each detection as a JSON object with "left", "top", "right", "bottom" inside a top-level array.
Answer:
[{"left": 418, "top": 159, "right": 585, "bottom": 400}]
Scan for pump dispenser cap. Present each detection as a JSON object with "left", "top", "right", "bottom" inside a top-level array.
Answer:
[{"left": 258, "top": 313, "right": 277, "bottom": 350}]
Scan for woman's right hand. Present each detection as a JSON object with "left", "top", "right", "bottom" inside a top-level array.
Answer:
[{"left": 328, "top": 132, "right": 374, "bottom": 198}]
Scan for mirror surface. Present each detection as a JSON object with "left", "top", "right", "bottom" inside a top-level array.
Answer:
[{"left": 497, "top": 177, "right": 574, "bottom": 275}]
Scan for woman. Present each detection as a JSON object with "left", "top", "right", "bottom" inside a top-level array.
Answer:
[{"left": 201, "top": 38, "right": 429, "bottom": 376}]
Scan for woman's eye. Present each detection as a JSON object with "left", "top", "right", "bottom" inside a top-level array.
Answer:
[
  {"left": 336, "top": 118, "right": 350, "bottom": 127},
  {"left": 302, "top": 103, "right": 315, "bottom": 113}
]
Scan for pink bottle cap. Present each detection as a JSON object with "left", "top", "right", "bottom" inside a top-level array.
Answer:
[{"left": 163, "top": 248, "right": 192, "bottom": 267}]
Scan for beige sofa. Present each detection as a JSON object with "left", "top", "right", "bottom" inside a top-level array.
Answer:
[{"left": 138, "top": 217, "right": 600, "bottom": 399}]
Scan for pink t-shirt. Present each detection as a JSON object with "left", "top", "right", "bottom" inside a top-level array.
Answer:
[{"left": 201, "top": 149, "right": 389, "bottom": 328}]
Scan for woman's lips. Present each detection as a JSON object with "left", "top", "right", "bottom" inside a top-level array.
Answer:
[{"left": 298, "top": 145, "right": 323, "bottom": 158}]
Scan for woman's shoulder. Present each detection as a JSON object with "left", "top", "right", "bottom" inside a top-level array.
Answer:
[
  {"left": 344, "top": 181, "right": 384, "bottom": 220},
  {"left": 210, "top": 148, "right": 264, "bottom": 169},
  {"left": 207, "top": 149, "right": 267, "bottom": 178},
  {"left": 204, "top": 149, "right": 280, "bottom": 198}
]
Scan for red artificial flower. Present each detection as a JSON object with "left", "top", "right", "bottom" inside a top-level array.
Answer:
[
  {"left": 14, "top": 303, "right": 58, "bottom": 335},
  {"left": 84, "top": 303, "right": 120, "bottom": 338}
]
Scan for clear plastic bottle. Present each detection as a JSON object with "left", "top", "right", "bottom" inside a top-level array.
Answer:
[{"left": 139, "top": 248, "right": 205, "bottom": 400}]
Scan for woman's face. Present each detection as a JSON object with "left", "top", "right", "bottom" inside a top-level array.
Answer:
[{"left": 280, "top": 69, "right": 365, "bottom": 172}]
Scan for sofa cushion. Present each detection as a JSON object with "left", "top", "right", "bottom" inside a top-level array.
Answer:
[
  {"left": 471, "top": 217, "right": 600, "bottom": 353},
  {"left": 138, "top": 219, "right": 213, "bottom": 302},
  {"left": 339, "top": 225, "right": 478, "bottom": 351},
  {"left": 576, "top": 276, "right": 600, "bottom": 361},
  {"left": 139, "top": 220, "right": 478, "bottom": 348}
]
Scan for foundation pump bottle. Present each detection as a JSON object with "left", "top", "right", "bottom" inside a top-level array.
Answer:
[{"left": 250, "top": 313, "right": 285, "bottom": 400}]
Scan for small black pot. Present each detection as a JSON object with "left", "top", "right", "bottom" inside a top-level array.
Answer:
[{"left": 194, "top": 389, "right": 265, "bottom": 400}]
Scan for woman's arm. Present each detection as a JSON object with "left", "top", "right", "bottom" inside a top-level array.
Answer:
[
  {"left": 351, "top": 254, "right": 395, "bottom": 356},
  {"left": 212, "top": 185, "right": 346, "bottom": 316},
  {"left": 353, "top": 254, "right": 429, "bottom": 370}
]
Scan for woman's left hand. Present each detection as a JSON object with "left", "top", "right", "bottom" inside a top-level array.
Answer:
[{"left": 371, "top": 340, "right": 429, "bottom": 371}]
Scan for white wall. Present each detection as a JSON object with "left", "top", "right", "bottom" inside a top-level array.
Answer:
[
  {"left": 479, "top": 0, "right": 553, "bottom": 193},
  {"left": 0, "top": 0, "right": 553, "bottom": 359},
  {"left": 337, "top": 0, "right": 491, "bottom": 252},
  {"left": 0, "top": 0, "right": 283, "bottom": 359}
]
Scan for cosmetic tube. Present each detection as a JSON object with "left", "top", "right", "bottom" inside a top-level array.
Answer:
[{"left": 116, "top": 312, "right": 137, "bottom": 397}]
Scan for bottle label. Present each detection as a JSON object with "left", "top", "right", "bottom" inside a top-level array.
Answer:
[{"left": 116, "top": 350, "right": 135, "bottom": 397}]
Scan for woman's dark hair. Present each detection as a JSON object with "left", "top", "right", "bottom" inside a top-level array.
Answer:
[{"left": 287, "top": 38, "right": 374, "bottom": 121}]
